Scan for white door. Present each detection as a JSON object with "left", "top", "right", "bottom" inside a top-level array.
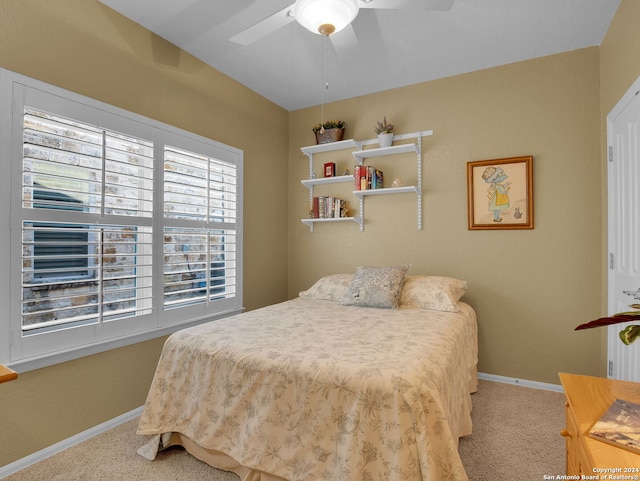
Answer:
[{"left": 607, "top": 76, "right": 640, "bottom": 381}]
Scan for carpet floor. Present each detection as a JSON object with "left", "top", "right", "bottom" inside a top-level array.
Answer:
[{"left": 3, "top": 379, "right": 566, "bottom": 481}]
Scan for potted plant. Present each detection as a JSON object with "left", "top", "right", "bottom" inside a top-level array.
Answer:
[
  {"left": 374, "top": 116, "right": 395, "bottom": 147},
  {"left": 312, "top": 120, "right": 346, "bottom": 144}
]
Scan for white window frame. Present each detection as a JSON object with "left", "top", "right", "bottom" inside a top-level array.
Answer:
[{"left": 0, "top": 69, "right": 244, "bottom": 372}]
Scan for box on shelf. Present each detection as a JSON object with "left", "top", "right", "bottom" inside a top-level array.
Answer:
[{"left": 324, "top": 162, "right": 335, "bottom": 177}]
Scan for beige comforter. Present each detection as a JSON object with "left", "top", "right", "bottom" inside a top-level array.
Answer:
[{"left": 137, "top": 298, "right": 478, "bottom": 481}]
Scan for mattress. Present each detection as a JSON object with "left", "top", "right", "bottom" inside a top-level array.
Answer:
[{"left": 137, "top": 297, "right": 478, "bottom": 481}]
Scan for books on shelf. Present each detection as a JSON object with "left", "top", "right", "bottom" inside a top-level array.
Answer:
[
  {"left": 311, "top": 196, "right": 348, "bottom": 219},
  {"left": 353, "top": 165, "right": 383, "bottom": 190},
  {"left": 588, "top": 398, "right": 640, "bottom": 455}
]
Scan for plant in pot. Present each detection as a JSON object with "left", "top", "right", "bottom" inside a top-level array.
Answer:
[
  {"left": 375, "top": 116, "right": 395, "bottom": 147},
  {"left": 312, "top": 120, "right": 346, "bottom": 144}
]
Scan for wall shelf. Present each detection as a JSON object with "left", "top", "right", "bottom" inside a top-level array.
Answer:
[
  {"left": 301, "top": 216, "right": 362, "bottom": 229},
  {"left": 353, "top": 186, "right": 418, "bottom": 197},
  {"left": 300, "top": 130, "right": 432, "bottom": 231},
  {"left": 301, "top": 139, "right": 361, "bottom": 156},
  {"left": 300, "top": 174, "right": 353, "bottom": 188},
  {"left": 352, "top": 143, "right": 417, "bottom": 162}
]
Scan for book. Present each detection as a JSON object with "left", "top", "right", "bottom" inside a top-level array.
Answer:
[
  {"left": 372, "top": 168, "right": 383, "bottom": 189},
  {"left": 354, "top": 165, "right": 364, "bottom": 190},
  {"left": 588, "top": 398, "right": 640, "bottom": 455}
]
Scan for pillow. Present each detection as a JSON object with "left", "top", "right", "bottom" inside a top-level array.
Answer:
[
  {"left": 342, "top": 264, "right": 410, "bottom": 309},
  {"left": 398, "top": 275, "right": 467, "bottom": 312},
  {"left": 298, "top": 273, "right": 354, "bottom": 301}
]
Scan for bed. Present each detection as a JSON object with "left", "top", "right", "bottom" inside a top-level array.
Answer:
[{"left": 137, "top": 268, "right": 478, "bottom": 481}]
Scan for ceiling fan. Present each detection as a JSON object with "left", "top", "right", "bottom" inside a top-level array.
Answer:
[{"left": 229, "top": 0, "right": 455, "bottom": 46}]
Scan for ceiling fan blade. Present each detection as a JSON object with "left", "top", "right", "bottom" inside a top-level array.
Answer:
[
  {"left": 358, "top": 0, "right": 454, "bottom": 11},
  {"left": 330, "top": 24, "right": 362, "bottom": 64},
  {"left": 229, "top": 5, "right": 295, "bottom": 46}
]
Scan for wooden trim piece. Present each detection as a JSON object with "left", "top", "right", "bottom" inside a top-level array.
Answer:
[{"left": 0, "top": 365, "right": 18, "bottom": 383}]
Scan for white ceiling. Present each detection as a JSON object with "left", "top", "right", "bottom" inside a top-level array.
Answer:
[{"left": 98, "top": 0, "right": 620, "bottom": 111}]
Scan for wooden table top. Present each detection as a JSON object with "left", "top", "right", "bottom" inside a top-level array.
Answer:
[
  {"left": 559, "top": 372, "right": 640, "bottom": 469},
  {"left": 0, "top": 364, "right": 18, "bottom": 383}
]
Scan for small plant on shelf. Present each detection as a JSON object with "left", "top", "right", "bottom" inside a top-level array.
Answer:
[
  {"left": 312, "top": 120, "right": 346, "bottom": 133},
  {"left": 374, "top": 116, "right": 395, "bottom": 134},
  {"left": 312, "top": 120, "right": 346, "bottom": 144},
  {"left": 375, "top": 116, "right": 395, "bottom": 147}
]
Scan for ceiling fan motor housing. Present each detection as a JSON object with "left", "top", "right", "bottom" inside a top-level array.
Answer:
[{"left": 293, "top": 0, "right": 359, "bottom": 35}]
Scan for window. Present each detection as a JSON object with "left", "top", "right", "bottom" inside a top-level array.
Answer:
[
  {"left": 1, "top": 69, "right": 243, "bottom": 368},
  {"left": 163, "top": 145, "right": 238, "bottom": 309}
]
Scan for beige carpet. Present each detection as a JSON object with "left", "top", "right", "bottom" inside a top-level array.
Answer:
[
  {"left": 3, "top": 379, "right": 566, "bottom": 481},
  {"left": 458, "top": 380, "right": 566, "bottom": 480}
]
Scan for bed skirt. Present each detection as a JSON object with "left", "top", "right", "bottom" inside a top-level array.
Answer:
[{"left": 139, "top": 432, "right": 287, "bottom": 481}]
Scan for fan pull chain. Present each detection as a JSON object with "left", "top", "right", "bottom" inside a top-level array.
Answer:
[{"left": 320, "top": 33, "right": 329, "bottom": 133}]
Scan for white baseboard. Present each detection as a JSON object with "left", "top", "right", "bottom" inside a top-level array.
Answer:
[
  {"left": 0, "top": 406, "right": 143, "bottom": 479},
  {"left": 478, "top": 372, "right": 564, "bottom": 393}
]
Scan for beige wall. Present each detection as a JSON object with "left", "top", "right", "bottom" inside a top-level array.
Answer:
[
  {"left": 0, "top": 0, "right": 289, "bottom": 466},
  {"left": 2, "top": 338, "right": 166, "bottom": 466},
  {"left": 288, "top": 47, "right": 604, "bottom": 385},
  {"left": 600, "top": 0, "right": 640, "bottom": 116}
]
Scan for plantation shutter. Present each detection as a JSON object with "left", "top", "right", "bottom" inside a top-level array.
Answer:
[
  {"left": 163, "top": 145, "right": 238, "bottom": 309},
  {"left": 21, "top": 108, "right": 154, "bottom": 334}
]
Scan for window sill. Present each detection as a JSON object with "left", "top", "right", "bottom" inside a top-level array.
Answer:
[{"left": 7, "top": 306, "right": 243, "bottom": 374}]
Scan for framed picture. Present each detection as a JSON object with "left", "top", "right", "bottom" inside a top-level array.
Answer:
[{"left": 467, "top": 156, "right": 533, "bottom": 230}]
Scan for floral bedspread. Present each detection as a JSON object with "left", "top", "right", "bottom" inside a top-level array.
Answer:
[{"left": 137, "top": 298, "right": 478, "bottom": 481}]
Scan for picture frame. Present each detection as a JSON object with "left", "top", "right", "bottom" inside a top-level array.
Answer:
[{"left": 467, "top": 156, "right": 534, "bottom": 230}]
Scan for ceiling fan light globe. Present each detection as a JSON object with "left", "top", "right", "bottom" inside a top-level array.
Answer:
[{"left": 292, "top": 0, "right": 359, "bottom": 36}]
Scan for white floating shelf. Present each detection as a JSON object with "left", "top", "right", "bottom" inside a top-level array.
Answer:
[
  {"left": 352, "top": 143, "right": 417, "bottom": 161},
  {"left": 301, "top": 139, "right": 360, "bottom": 156},
  {"left": 353, "top": 186, "right": 418, "bottom": 197},
  {"left": 301, "top": 175, "right": 353, "bottom": 188},
  {"left": 301, "top": 216, "right": 361, "bottom": 228}
]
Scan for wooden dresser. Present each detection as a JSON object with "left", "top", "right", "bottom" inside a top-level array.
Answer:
[{"left": 559, "top": 372, "right": 640, "bottom": 475}]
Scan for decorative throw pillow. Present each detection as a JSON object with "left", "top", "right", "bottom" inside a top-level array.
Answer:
[
  {"left": 342, "top": 264, "right": 410, "bottom": 309},
  {"left": 298, "top": 273, "right": 354, "bottom": 302},
  {"left": 398, "top": 275, "right": 467, "bottom": 312}
]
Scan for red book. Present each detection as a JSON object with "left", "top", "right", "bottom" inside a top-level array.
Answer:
[{"left": 354, "top": 165, "right": 362, "bottom": 190}]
